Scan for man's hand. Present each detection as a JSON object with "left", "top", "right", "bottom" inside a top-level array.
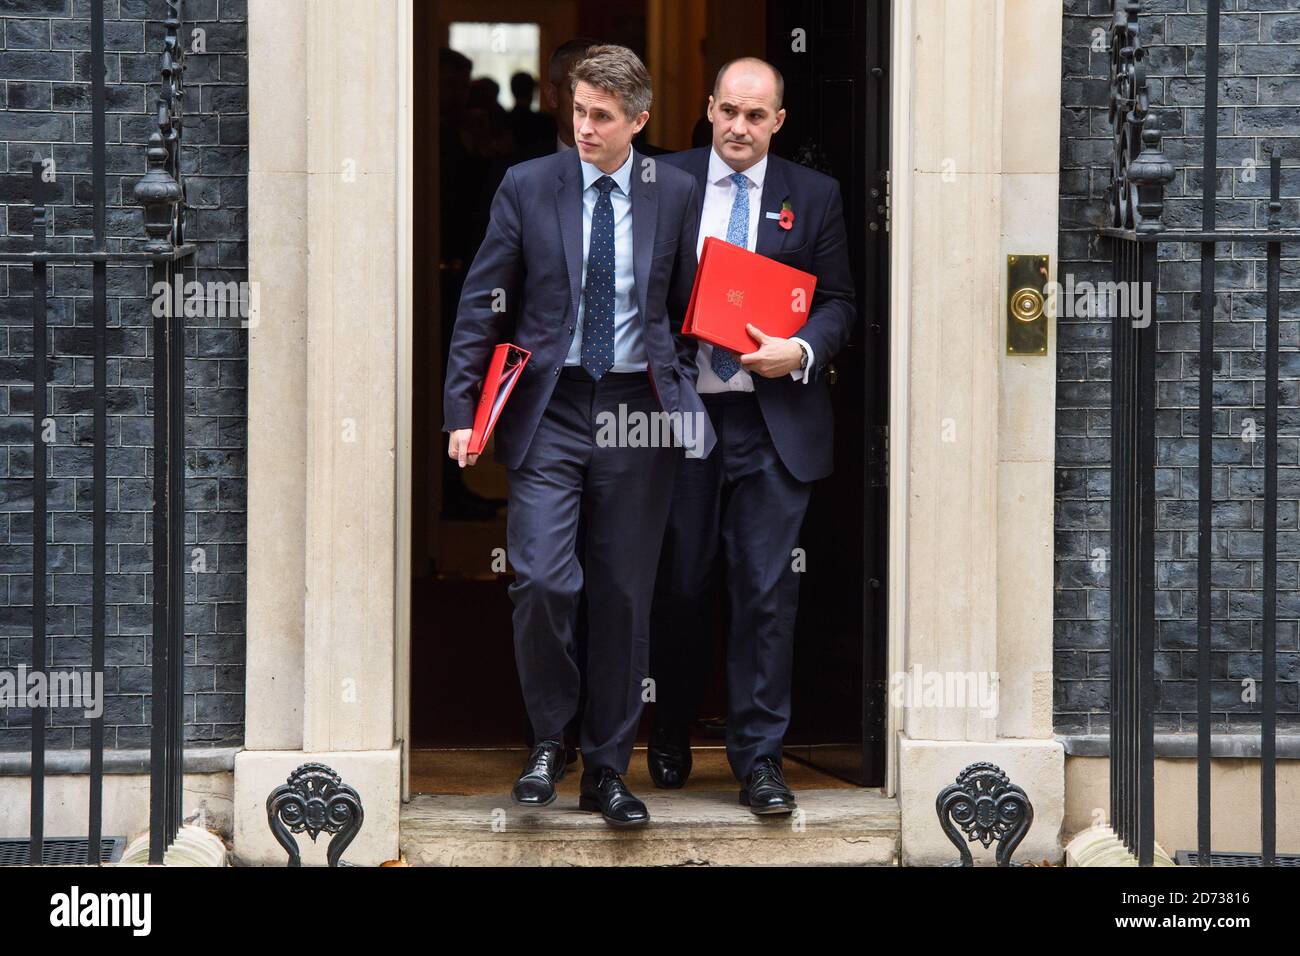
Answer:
[
  {"left": 447, "top": 428, "right": 480, "bottom": 468},
  {"left": 739, "top": 324, "right": 804, "bottom": 378}
]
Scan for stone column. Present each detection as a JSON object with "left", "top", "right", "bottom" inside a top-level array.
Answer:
[
  {"left": 243, "top": 0, "right": 306, "bottom": 756},
  {"left": 894, "top": 0, "right": 1064, "bottom": 865},
  {"left": 234, "top": 0, "right": 402, "bottom": 866}
]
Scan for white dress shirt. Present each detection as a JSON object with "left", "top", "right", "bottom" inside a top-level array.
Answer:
[
  {"left": 693, "top": 147, "right": 814, "bottom": 394},
  {"left": 564, "top": 146, "right": 646, "bottom": 371}
]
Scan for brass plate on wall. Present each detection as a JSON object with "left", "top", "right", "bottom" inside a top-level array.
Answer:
[{"left": 1006, "top": 254, "right": 1050, "bottom": 356}]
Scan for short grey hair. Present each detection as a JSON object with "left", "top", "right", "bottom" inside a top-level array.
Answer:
[
  {"left": 713, "top": 57, "right": 785, "bottom": 110},
  {"left": 570, "top": 44, "right": 653, "bottom": 119}
]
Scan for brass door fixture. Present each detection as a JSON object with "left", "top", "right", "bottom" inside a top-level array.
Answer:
[{"left": 1006, "top": 254, "right": 1050, "bottom": 356}]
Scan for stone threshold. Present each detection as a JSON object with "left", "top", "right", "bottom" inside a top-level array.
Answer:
[{"left": 400, "top": 788, "right": 899, "bottom": 866}]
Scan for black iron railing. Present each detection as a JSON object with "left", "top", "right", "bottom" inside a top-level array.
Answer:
[
  {"left": 0, "top": 0, "right": 191, "bottom": 865},
  {"left": 1103, "top": 0, "right": 1289, "bottom": 866}
]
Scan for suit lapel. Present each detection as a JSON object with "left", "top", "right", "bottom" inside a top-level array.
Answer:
[
  {"left": 631, "top": 148, "right": 657, "bottom": 324},
  {"left": 555, "top": 151, "right": 584, "bottom": 322},
  {"left": 755, "top": 156, "right": 791, "bottom": 258}
]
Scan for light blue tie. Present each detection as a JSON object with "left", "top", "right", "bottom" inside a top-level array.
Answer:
[{"left": 710, "top": 172, "right": 750, "bottom": 382}]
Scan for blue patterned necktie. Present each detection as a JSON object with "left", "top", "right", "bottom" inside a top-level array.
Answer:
[
  {"left": 710, "top": 171, "right": 750, "bottom": 382},
  {"left": 581, "top": 175, "right": 619, "bottom": 380}
]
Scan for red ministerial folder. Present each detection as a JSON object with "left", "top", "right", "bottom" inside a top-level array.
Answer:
[
  {"left": 682, "top": 236, "right": 818, "bottom": 355},
  {"left": 469, "top": 343, "right": 531, "bottom": 456}
]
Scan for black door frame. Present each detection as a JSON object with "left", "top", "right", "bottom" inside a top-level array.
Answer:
[
  {"left": 860, "top": 0, "right": 891, "bottom": 794},
  {"left": 408, "top": 1, "right": 892, "bottom": 788}
]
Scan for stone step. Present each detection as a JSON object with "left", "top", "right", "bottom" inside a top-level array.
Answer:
[{"left": 401, "top": 788, "right": 900, "bottom": 866}]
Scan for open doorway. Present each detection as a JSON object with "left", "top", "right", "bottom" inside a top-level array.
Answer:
[{"left": 409, "top": 0, "right": 890, "bottom": 792}]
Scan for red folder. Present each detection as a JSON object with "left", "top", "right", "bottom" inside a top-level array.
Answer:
[
  {"left": 469, "top": 342, "right": 531, "bottom": 456},
  {"left": 682, "top": 236, "right": 818, "bottom": 354}
]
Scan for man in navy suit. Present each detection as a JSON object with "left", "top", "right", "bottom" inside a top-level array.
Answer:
[
  {"left": 649, "top": 57, "right": 856, "bottom": 812},
  {"left": 444, "top": 45, "right": 714, "bottom": 828}
]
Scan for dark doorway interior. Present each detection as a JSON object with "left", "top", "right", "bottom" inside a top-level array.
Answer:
[{"left": 410, "top": 0, "right": 890, "bottom": 787}]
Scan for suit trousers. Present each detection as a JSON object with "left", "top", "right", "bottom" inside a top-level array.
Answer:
[
  {"left": 650, "top": 390, "right": 812, "bottom": 780},
  {"left": 506, "top": 367, "right": 679, "bottom": 773}
]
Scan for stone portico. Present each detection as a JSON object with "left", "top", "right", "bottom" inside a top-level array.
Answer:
[{"left": 229, "top": 0, "right": 1067, "bottom": 866}]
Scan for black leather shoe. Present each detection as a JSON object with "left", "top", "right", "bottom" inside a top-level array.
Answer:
[
  {"left": 578, "top": 768, "right": 650, "bottom": 828},
  {"left": 739, "top": 756, "right": 797, "bottom": 815},
  {"left": 647, "top": 723, "right": 692, "bottom": 789},
  {"left": 511, "top": 738, "right": 566, "bottom": 807}
]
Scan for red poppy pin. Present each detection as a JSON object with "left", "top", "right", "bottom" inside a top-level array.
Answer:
[{"left": 778, "top": 200, "right": 795, "bottom": 231}]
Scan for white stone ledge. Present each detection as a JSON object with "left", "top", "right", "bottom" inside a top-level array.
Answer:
[
  {"left": 1058, "top": 734, "right": 1300, "bottom": 759},
  {"left": 0, "top": 746, "right": 240, "bottom": 776}
]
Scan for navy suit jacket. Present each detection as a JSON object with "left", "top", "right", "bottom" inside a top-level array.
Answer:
[
  {"left": 658, "top": 148, "right": 856, "bottom": 482},
  {"left": 443, "top": 147, "right": 717, "bottom": 467}
]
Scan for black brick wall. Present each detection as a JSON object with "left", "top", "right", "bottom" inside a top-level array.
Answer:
[
  {"left": 0, "top": 0, "right": 247, "bottom": 751},
  {"left": 1057, "top": 0, "right": 1300, "bottom": 735}
]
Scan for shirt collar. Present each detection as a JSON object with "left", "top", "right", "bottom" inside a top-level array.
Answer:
[
  {"left": 581, "top": 146, "right": 634, "bottom": 194},
  {"left": 708, "top": 146, "right": 767, "bottom": 190}
]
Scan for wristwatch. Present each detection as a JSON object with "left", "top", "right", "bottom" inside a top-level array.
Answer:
[{"left": 798, "top": 342, "right": 810, "bottom": 370}]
